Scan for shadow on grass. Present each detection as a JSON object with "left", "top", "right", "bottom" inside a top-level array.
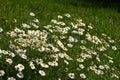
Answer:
[{"left": 69, "top": 0, "right": 120, "bottom": 12}]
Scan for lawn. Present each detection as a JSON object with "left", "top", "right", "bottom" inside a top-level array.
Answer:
[{"left": 0, "top": 0, "right": 120, "bottom": 80}]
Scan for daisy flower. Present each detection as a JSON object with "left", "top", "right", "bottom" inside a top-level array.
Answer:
[
  {"left": 7, "top": 77, "right": 16, "bottom": 80},
  {"left": 6, "top": 58, "right": 13, "bottom": 64},
  {"left": 0, "top": 70, "right": 5, "bottom": 76},
  {"left": 30, "top": 12, "right": 35, "bottom": 16},
  {"left": 0, "top": 27, "right": 3, "bottom": 33},
  {"left": 39, "top": 70, "right": 46, "bottom": 76},
  {"left": 17, "top": 72, "right": 24, "bottom": 78},
  {"left": 80, "top": 73, "right": 86, "bottom": 79},
  {"left": 68, "top": 73, "right": 75, "bottom": 79},
  {"left": 15, "top": 64, "right": 25, "bottom": 72}
]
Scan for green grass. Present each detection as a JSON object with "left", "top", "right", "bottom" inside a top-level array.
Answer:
[
  {"left": 0, "top": 0, "right": 120, "bottom": 80},
  {"left": 0, "top": 0, "right": 120, "bottom": 37}
]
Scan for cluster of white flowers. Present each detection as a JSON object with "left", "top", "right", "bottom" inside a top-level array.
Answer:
[{"left": 0, "top": 12, "right": 119, "bottom": 79}]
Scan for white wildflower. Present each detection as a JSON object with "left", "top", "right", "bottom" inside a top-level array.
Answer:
[
  {"left": 40, "top": 63, "right": 49, "bottom": 68},
  {"left": 0, "top": 70, "right": 5, "bottom": 76},
  {"left": 67, "top": 44, "right": 73, "bottom": 48},
  {"left": 95, "top": 69, "right": 104, "bottom": 75},
  {"left": 109, "top": 60, "right": 114, "bottom": 63},
  {"left": 20, "top": 54, "right": 27, "bottom": 60},
  {"left": 79, "top": 64, "right": 84, "bottom": 69},
  {"left": 112, "top": 46, "right": 117, "bottom": 50},
  {"left": 29, "top": 61, "right": 35, "bottom": 70},
  {"left": 48, "top": 61, "right": 58, "bottom": 67},
  {"left": 33, "top": 19, "right": 39, "bottom": 23},
  {"left": 99, "top": 65, "right": 105, "bottom": 70},
  {"left": 58, "top": 15, "right": 63, "bottom": 19},
  {"left": 6, "top": 58, "right": 13, "bottom": 64},
  {"left": 15, "top": 64, "right": 25, "bottom": 71},
  {"left": 22, "top": 23, "right": 31, "bottom": 28},
  {"left": 30, "top": 12, "right": 35, "bottom": 16},
  {"left": 80, "top": 73, "right": 86, "bottom": 79},
  {"left": 64, "top": 60, "right": 69, "bottom": 65},
  {"left": 68, "top": 73, "right": 75, "bottom": 79},
  {"left": 88, "top": 25, "right": 93, "bottom": 29},
  {"left": 39, "top": 70, "right": 46, "bottom": 76},
  {"left": 58, "top": 53, "right": 64, "bottom": 58},
  {"left": 77, "top": 58, "right": 84, "bottom": 62},
  {"left": 7, "top": 77, "right": 16, "bottom": 80},
  {"left": 17, "top": 72, "right": 24, "bottom": 78},
  {"left": 36, "top": 58, "right": 43, "bottom": 64},
  {"left": 104, "top": 65, "right": 109, "bottom": 69},
  {"left": 0, "top": 27, "right": 3, "bottom": 33},
  {"left": 65, "top": 13, "right": 71, "bottom": 18}
]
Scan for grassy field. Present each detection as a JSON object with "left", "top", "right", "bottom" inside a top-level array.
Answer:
[{"left": 0, "top": 0, "right": 120, "bottom": 80}]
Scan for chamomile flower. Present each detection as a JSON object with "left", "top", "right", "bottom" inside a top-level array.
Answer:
[
  {"left": 33, "top": 19, "right": 39, "bottom": 23},
  {"left": 48, "top": 61, "right": 58, "bottom": 67},
  {"left": 64, "top": 60, "right": 69, "bottom": 65},
  {"left": 65, "top": 13, "right": 71, "bottom": 18},
  {"left": 112, "top": 46, "right": 117, "bottom": 50},
  {"left": 104, "top": 65, "right": 109, "bottom": 69},
  {"left": 29, "top": 61, "right": 35, "bottom": 70},
  {"left": 80, "top": 73, "right": 86, "bottom": 79},
  {"left": 7, "top": 77, "right": 16, "bottom": 80},
  {"left": 67, "top": 44, "right": 73, "bottom": 48},
  {"left": 9, "top": 53, "right": 15, "bottom": 57},
  {"left": 68, "top": 73, "right": 75, "bottom": 79},
  {"left": 78, "top": 28, "right": 85, "bottom": 35},
  {"left": 0, "top": 70, "right": 5, "bottom": 76},
  {"left": 58, "top": 15, "right": 63, "bottom": 19},
  {"left": 36, "top": 58, "right": 43, "bottom": 64},
  {"left": 79, "top": 64, "right": 84, "bottom": 69},
  {"left": 77, "top": 58, "right": 84, "bottom": 62},
  {"left": 109, "top": 40, "right": 115, "bottom": 43},
  {"left": 20, "top": 54, "right": 27, "bottom": 60},
  {"left": 95, "top": 69, "right": 104, "bottom": 75},
  {"left": 64, "top": 53, "right": 73, "bottom": 60},
  {"left": 0, "top": 27, "right": 3, "bottom": 33},
  {"left": 88, "top": 25, "right": 93, "bottom": 29},
  {"left": 9, "top": 43, "right": 15, "bottom": 49},
  {"left": 109, "top": 60, "right": 114, "bottom": 63},
  {"left": 17, "top": 72, "right": 24, "bottom": 78},
  {"left": 15, "top": 64, "right": 25, "bottom": 72},
  {"left": 60, "top": 35, "right": 66, "bottom": 39},
  {"left": 51, "top": 19, "right": 57, "bottom": 24},
  {"left": 52, "top": 61, "right": 59, "bottom": 66},
  {"left": 58, "top": 53, "right": 64, "bottom": 58},
  {"left": 96, "top": 57, "right": 101, "bottom": 62},
  {"left": 80, "top": 46, "right": 86, "bottom": 50},
  {"left": 40, "top": 63, "right": 49, "bottom": 68},
  {"left": 30, "top": 12, "right": 35, "bottom": 16},
  {"left": 68, "top": 36, "right": 75, "bottom": 42},
  {"left": 99, "top": 65, "right": 105, "bottom": 70},
  {"left": 56, "top": 39, "right": 67, "bottom": 51},
  {"left": 6, "top": 58, "right": 13, "bottom": 64},
  {"left": 22, "top": 23, "right": 31, "bottom": 28},
  {"left": 52, "top": 47, "right": 60, "bottom": 52},
  {"left": 90, "top": 65, "right": 97, "bottom": 71},
  {"left": 81, "top": 40, "right": 86, "bottom": 44},
  {"left": 111, "top": 73, "right": 119, "bottom": 79},
  {"left": 39, "top": 70, "right": 46, "bottom": 76}
]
